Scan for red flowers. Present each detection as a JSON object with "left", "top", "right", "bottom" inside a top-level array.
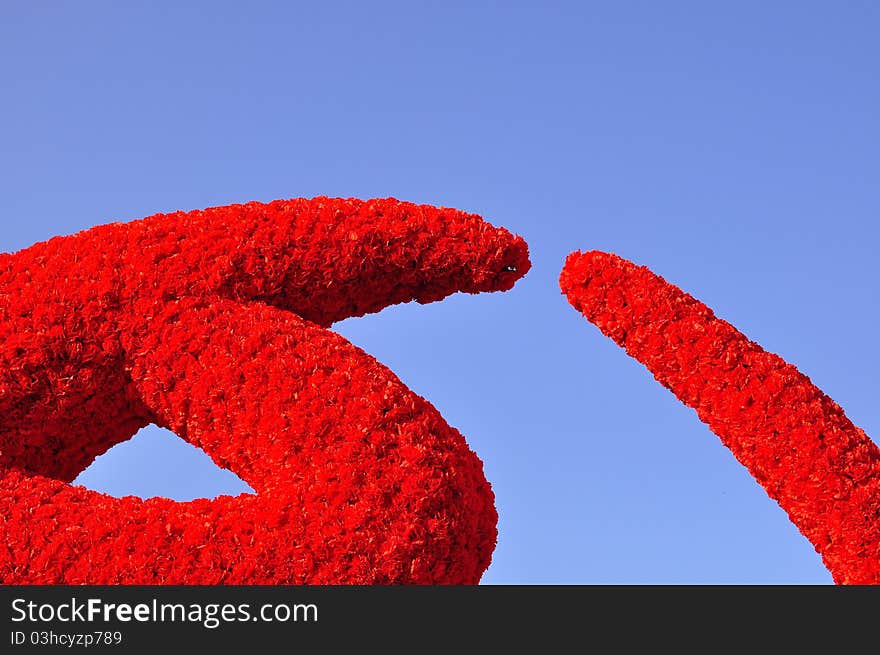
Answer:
[
  {"left": 0, "top": 197, "right": 530, "bottom": 584},
  {"left": 560, "top": 250, "right": 880, "bottom": 584},
  {"left": 5, "top": 199, "right": 879, "bottom": 584}
]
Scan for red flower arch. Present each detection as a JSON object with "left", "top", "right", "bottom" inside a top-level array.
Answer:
[{"left": 0, "top": 197, "right": 529, "bottom": 584}]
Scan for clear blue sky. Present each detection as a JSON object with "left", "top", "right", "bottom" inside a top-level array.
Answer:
[{"left": 2, "top": 2, "right": 878, "bottom": 583}]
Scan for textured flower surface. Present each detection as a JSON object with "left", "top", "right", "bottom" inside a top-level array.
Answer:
[
  {"left": 0, "top": 197, "right": 530, "bottom": 584},
  {"left": 560, "top": 250, "right": 880, "bottom": 584}
]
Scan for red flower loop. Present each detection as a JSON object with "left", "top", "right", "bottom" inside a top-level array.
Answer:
[{"left": 0, "top": 197, "right": 530, "bottom": 584}]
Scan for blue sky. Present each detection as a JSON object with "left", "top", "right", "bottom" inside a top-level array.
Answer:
[{"left": 2, "top": 2, "right": 878, "bottom": 583}]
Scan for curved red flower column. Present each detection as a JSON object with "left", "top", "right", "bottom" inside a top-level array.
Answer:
[{"left": 560, "top": 250, "right": 880, "bottom": 584}]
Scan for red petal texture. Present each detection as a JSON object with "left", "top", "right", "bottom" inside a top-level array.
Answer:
[
  {"left": 560, "top": 250, "right": 880, "bottom": 584},
  {"left": 0, "top": 197, "right": 530, "bottom": 584}
]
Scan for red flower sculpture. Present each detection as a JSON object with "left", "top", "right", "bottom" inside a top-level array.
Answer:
[
  {"left": 0, "top": 197, "right": 530, "bottom": 584},
  {"left": 560, "top": 250, "right": 880, "bottom": 584}
]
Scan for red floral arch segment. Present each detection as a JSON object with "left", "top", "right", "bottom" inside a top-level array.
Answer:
[
  {"left": 0, "top": 197, "right": 530, "bottom": 584},
  {"left": 560, "top": 250, "right": 880, "bottom": 584}
]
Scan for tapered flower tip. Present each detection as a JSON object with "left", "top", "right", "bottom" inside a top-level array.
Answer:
[{"left": 464, "top": 231, "right": 531, "bottom": 294}]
